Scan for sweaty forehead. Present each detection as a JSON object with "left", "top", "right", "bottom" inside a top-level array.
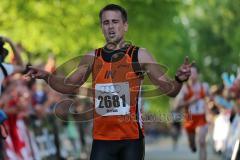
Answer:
[{"left": 101, "top": 10, "right": 122, "bottom": 21}]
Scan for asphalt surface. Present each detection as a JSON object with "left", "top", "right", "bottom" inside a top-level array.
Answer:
[{"left": 145, "top": 133, "right": 221, "bottom": 160}]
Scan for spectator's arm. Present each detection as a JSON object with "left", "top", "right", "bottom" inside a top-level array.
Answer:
[
  {"left": 12, "top": 65, "right": 25, "bottom": 73},
  {"left": 2, "top": 63, "right": 25, "bottom": 75},
  {"left": 2, "top": 37, "right": 23, "bottom": 66}
]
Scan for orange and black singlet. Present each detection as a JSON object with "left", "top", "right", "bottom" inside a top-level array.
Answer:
[{"left": 92, "top": 45, "right": 144, "bottom": 140}]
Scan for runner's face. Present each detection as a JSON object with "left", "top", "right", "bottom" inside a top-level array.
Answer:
[
  {"left": 190, "top": 67, "right": 198, "bottom": 82},
  {"left": 101, "top": 10, "right": 128, "bottom": 44}
]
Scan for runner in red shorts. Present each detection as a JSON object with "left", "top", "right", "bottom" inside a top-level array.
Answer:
[{"left": 176, "top": 65, "right": 209, "bottom": 160}]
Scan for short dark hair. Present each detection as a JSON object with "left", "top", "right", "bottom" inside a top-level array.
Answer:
[{"left": 99, "top": 4, "right": 128, "bottom": 22}]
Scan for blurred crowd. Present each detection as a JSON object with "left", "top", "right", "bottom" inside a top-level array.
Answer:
[
  {"left": 209, "top": 73, "right": 240, "bottom": 159},
  {"left": 170, "top": 70, "right": 240, "bottom": 160},
  {"left": 0, "top": 36, "right": 92, "bottom": 160}
]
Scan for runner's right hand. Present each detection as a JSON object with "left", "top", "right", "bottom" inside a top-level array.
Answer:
[{"left": 25, "top": 66, "right": 50, "bottom": 81}]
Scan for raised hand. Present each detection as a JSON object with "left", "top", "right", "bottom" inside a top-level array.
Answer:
[
  {"left": 25, "top": 66, "right": 50, "bottom": 81},
  {"left": 175, "top": 56, "right": 194, "bottom": 83}
]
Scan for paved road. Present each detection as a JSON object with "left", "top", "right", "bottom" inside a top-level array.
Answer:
[{"left": 145, "top": 133, "right": 221, "bottom": 160}]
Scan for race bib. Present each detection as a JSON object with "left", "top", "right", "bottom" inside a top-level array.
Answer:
[
  {"left": 95, "top": 82, "right": 130, "bottom": 116},
  {"left": 189, "top": 99, "right": 205, "bottom": 114}
]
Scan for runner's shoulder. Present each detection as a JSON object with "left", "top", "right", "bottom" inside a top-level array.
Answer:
[
  {"left": 138, "top": 47, "right": 150, "bottom": 55},
  {"left": 79, "top": 50, "right": 95, "bottom": 66},
  {"left": 84, "top": 50, "right": 95, "bottom": 60},
  {"left": 85, "top": 50, "right": 95, "bottom": 57},
  {"left": 138, "top": 47, "right": 157, "bottom": 65}
]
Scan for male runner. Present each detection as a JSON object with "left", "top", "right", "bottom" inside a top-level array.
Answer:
[
  {"left": 26, "top": 4, "right": 193, "bottom": 160},
  {"left": 176, "top": 65, "right": 209, "bottom": 160}
]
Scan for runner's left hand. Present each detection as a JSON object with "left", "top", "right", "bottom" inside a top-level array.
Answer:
[{"left": 175, "top": 56, "right": 194, "bottom": 82}]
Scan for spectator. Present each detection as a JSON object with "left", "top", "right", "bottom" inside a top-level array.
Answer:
[{"left": 0, "top": 36, "right": 25, "bottom": 159}]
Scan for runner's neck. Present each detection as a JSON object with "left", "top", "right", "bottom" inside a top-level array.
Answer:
[{"left": 105, "top": 39, "right": 128, "bottom": 51}]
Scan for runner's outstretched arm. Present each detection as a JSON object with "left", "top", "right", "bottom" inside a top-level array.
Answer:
[
  {"left": 138, "top": 48, "right": 192, "bottom": 97},
  {"left": 25, "top": 52, "right": 95, "bottom": 94}
]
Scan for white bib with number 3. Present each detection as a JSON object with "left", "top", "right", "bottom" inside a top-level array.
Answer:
[
  {"left": 95, "top": 82, "right": 130, "bottom": 116},
  {"left": 189, "top": 99, "right": 205, "bottom": 114}
]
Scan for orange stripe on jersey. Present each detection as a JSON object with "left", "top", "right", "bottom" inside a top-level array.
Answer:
[{"left": 92, "top": 45, "right": 144, "bottom": 140}]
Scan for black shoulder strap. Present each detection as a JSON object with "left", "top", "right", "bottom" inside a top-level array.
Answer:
[
  {"left": 130, "top": 46, "right": 144, "bottom": 78},
  {"left": 0, "top": 63, "right": 8, "bottom": 78},
  {"left": 95, "top": 48, "right": 102, "bottom": 57}
]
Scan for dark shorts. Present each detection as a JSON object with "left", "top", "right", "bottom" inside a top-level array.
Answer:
[
  {"left": 0, "top": 139, "right": 4, "bottom": 159},
  {"left": 90, "top": 138, "right": 145, "bottom": 160}
]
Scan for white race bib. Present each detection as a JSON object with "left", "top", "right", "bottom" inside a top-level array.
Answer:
[
  {"left": 189, "top": 99, "right": 205, "bottom": 114},
  {"left": 95, "top": 82, "right": 130, "bottom": 116}
]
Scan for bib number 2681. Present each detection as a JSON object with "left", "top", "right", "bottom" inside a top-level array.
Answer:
[
  {"left": 95, "top": 82, "right": 130, "bottom": 116},
  {"left": 98, "top": 95, "right": 126, "bottom": 108}
]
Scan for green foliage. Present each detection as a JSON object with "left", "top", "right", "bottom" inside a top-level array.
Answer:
[
  {"left": 0, "top": 0, "right": 108, "bottom": 63},
  {"left": 180, "top": 0, "right": 240, "bottom": 83}
]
